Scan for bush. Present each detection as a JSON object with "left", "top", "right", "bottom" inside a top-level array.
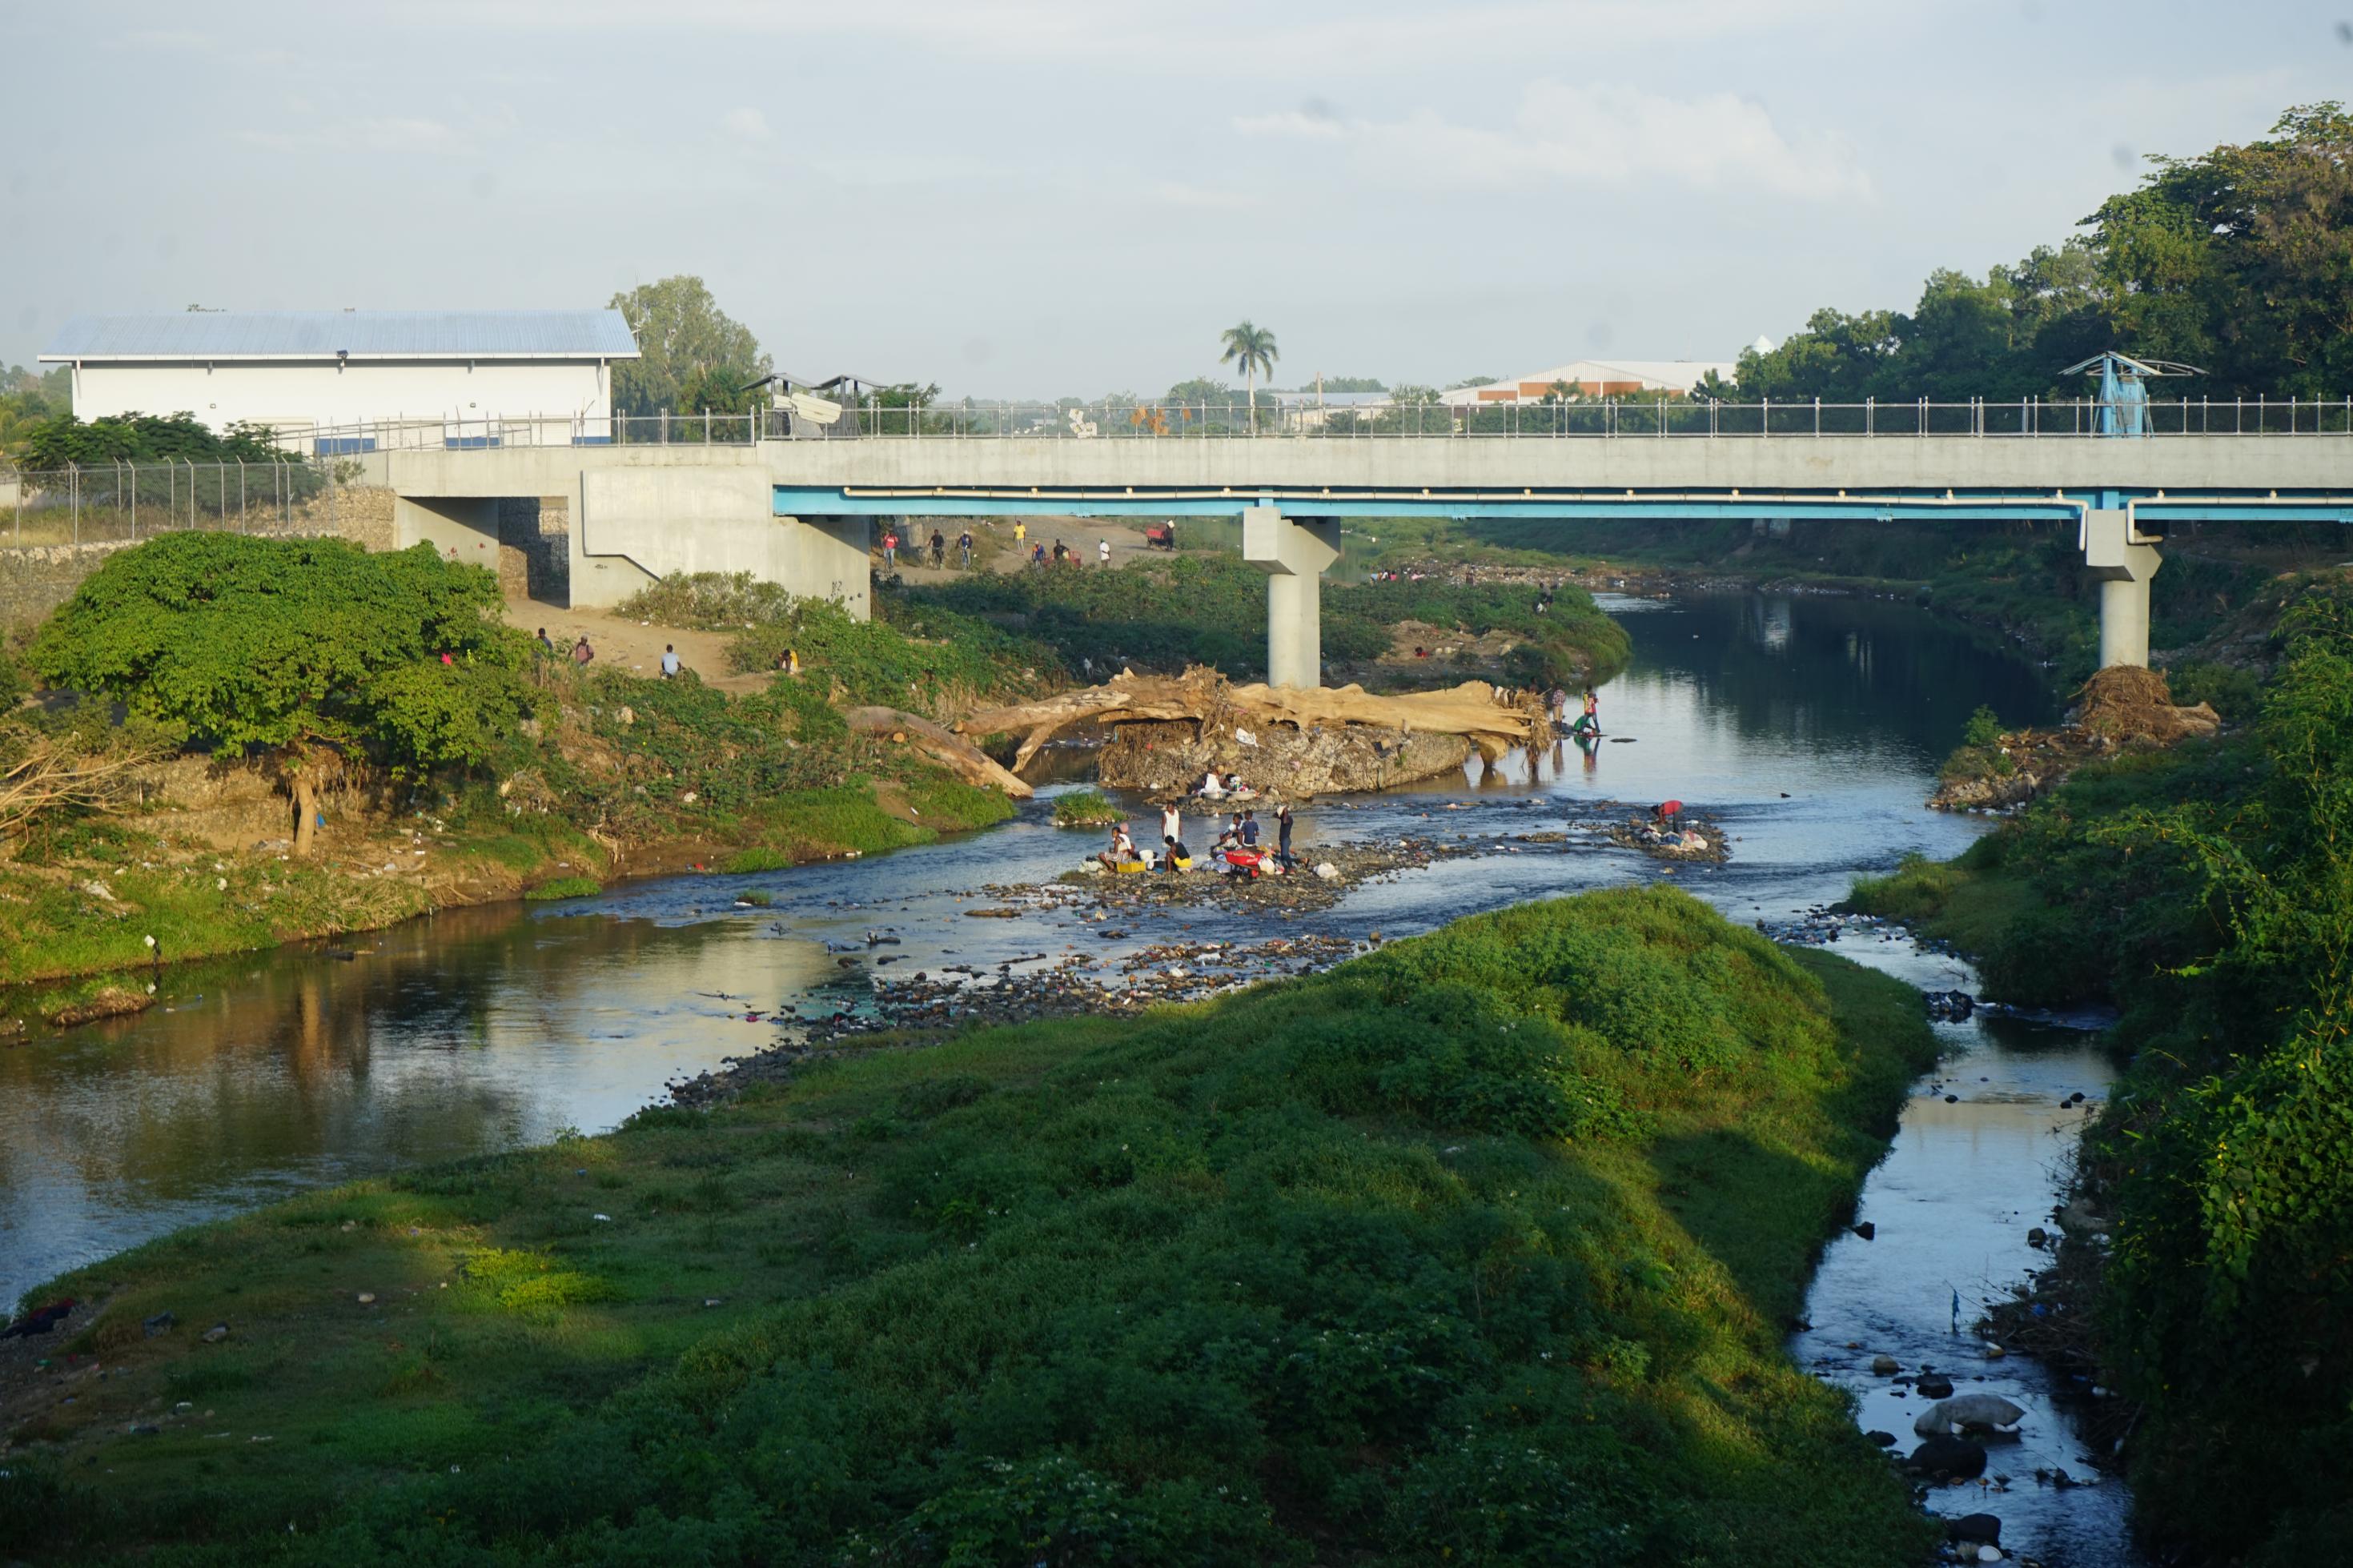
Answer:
[
  {"left": 523, "top": 875, "right": 600, "bottom": 900},
  {"left": 2164, "top": 659, "right": 2263, "bottom": 720},
  {"left": 1962, "top": 704, "right": 2003, "bottom": 748},
  {"left": 1050, "top": 789, "right": 1123, "bottom": 827}
]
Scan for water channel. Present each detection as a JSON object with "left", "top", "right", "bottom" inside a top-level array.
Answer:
[{"left": 0, "top": 589, "right": 2146, "bottom": 1563}]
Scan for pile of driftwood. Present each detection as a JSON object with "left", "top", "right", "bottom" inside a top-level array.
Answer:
[{"left": 957, "top": 668, "right": 1544, "bottom": 796}]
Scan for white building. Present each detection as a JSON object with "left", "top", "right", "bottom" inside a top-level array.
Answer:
[
  {"left": 39, "top": 310, "right": 639, "bottom": 452},
  {"left": 1441, "top": 357, "right": 1741, "bottom": 407},
  {"left": 1269, "top": 389, "right": 1393, "bottom": 429}
]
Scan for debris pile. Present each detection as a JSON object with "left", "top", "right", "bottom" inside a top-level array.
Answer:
[
  {"left": 958, "top": 668, "right": 1543, "bottom": 796},
  {"left": 1931, "top": 667, "right": 2218, "bottom": 812},
  {"left": 1605, "top": 811, "right": 1729, "bottom": 863}
]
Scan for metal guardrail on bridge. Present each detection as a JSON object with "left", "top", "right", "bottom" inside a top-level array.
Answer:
[{"left": 250, "top": 395, "right": 2353, "bottom": 454}]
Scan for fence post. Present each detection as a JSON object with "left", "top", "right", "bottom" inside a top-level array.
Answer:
[
  {"left": 71, "top": 463, "right": 78, "bottom": 544},
  {"left": 125, "top": 459, "right": 135, "bottom": 538},
  {"left": 1761, "top": 397, "right": 1769, "bottom": 439},
  {"left": 239, "top": 459, "right": 247, "bottom": 531}
]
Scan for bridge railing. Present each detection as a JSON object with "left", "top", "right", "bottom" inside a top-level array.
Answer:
[
  {"left": 853, "top": 395, "right": 2353, "bottom": 439},
  {"left": 226, "top": 395, "right": 2353, "bottom": 455}
]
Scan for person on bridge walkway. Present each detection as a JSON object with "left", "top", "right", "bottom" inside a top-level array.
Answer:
[
  {"left": 661, "top": 644, "right": 681, "bottom": 680},
  {"left": 930, "top": 528, "right": 946, "bottom": 567},
  {"left": 1098, "top": 538, "right": 1112, "bottom": 566},
  {"left": 958, "top": 530, "right": 974, "bottom": 569},
  {"left": 570, "top": 635, "right": 595, "bottom": 666}
]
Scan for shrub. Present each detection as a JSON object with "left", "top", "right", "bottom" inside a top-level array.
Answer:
[
  {"left": 524, "top": 875, "right": 600, "bottom": 900},
  {"left": 1050, "top": 789, "right": 1123, "bottom": 827}
]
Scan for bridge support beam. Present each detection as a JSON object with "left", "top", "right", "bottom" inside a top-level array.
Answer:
[
  {"left": 1241, "top": 507, "right": 1341, "bottom": 690},
  {"left": 2082, "top": 507, "right": 2162, "bottom": 669}
]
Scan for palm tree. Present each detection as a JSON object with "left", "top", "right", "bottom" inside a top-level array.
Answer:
[{"left": 1219, "top": 321, "right": 1280, "bottom": 434}]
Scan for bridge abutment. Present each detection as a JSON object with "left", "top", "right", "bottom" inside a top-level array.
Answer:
[
  {"left": 1242, "top": 507, "right": 1340, "bottom": 689},
  {"left": 2082, "top": 507, "right": 2162, "bottom": 669}
]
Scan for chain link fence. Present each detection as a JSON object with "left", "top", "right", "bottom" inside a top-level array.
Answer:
[{"left": 0, "top": 459, "right": 392, "bottom": 552}]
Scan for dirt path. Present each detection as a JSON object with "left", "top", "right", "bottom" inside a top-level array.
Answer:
[{"left": 502, "top": 600, "right": 769, "bottom": 694}]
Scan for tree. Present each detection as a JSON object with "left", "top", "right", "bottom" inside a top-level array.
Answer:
[
  {"left": 16, "top": 411, "right": 287, "bottom": 469},
  {"left": 2087, "top": 102, "right": 2353, "bottom": 393},
  {"left": 1163, "top": 376, "right": 1232, "bottom": 407},
  {"left": 30, "top": 534, "right": 531, "bottom": 855},
  {"left": 608, "top": 276, "right": 772, "bottom": 417},
  {"left": 1217, "top": 321, "right": 1279, "bottom": 432}
]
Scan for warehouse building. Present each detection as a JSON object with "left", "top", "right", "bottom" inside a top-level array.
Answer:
[
  {"left": 39, "top": 310, "right": 639, "bottom": 452},
  {"left": 1440, "top": 356, "right": 1742, "bottom": 406}
]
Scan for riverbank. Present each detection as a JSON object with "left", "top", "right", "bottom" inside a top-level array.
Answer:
[
  {"left": 0, "top": 768, "right": 1014, "bottom": 1027},
  {"left": 0, "top": 887, "right": 1943, "bottom": 1566},
  {"left": 1363, "top": 514, "right": 2325, "bottom": 692},
  {"left": 1838, "top": 584, "right": 2353, "bottom": 1565}
]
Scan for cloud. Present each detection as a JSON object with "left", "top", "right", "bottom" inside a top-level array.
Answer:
[
  {"left": 361, "top": 0, "right": 1902, "bottom": 74},
  {"left": 1237, "top": 82, "right": 1871, "bottom": 202},
  {"left": 1146, "top": 181, "right": 1258, "bottom": 211},
  {"left": 724, "top": 106, "right": 773, "bottom": 144},
  {"left": 354, "top": 117, "right": 464, "bottom": 153}
]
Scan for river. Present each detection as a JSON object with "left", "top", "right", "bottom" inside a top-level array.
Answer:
[{"left": 0, "top": 589, "right": 2144, "bottom": 1563}]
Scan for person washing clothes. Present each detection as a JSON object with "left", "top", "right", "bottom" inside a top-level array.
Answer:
[{"left": 1275, "top": 804, "right": 1296, "bottom": 868}]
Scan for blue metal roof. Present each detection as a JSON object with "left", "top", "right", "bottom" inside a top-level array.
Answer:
[{"left": 41, "top": 310, "right": 639, "bottom": 362}]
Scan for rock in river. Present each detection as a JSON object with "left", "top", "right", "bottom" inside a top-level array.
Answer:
[
  {"left": 1905, "top": 1434, "right": 1989, "bottom": 1480},
  {"left": 1913, "top": 1393, "right": 2026, "bottom": 1438},
  {"left": 1947, "top": 1512, "right": 2002, "bottom": 1546}
]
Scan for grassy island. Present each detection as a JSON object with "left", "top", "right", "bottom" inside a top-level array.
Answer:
[{"left": 2, "top": 888, "right": 1937, "bottom": 1566}]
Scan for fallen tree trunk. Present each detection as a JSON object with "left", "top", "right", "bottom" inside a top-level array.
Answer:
[
  {"left": 957, "top": 668, "right": 1540, "bottom": 772},
  {"left": 846, "top": 707, "right": 1034, "bottom": 798}
]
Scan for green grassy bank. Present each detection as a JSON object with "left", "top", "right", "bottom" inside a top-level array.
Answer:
[
  {"left": 2, "top": 888, "right": 1938, "bottom": 1566},
  {"left": 1841, "top": 583, "right": 2353, "bottom": 1565}
]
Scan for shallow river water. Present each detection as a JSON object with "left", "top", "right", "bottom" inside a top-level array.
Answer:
[{"left": 0, "top": 591, "right": 2147, "bottom": 1563}]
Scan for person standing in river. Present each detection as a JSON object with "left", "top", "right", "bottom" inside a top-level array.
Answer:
[{"left": 1275, "top": 804, "right": 1295, "bottom": 868}]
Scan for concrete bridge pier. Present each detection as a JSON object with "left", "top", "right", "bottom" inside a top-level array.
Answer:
[
  {"left": 1242, "top": 507, "right": 1341, "bottom": 689},
  {"left": 2082, "top": 507, "right": 2162, "bottom": 669}
]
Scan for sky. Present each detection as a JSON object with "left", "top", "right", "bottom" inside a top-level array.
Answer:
[{"left": 4, "top": 1, "right": 2347, "bottom": 398}]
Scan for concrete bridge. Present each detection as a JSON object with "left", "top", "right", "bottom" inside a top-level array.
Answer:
[{"left": 359, "top": 432, "right": 2353, "bottom": 682}]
